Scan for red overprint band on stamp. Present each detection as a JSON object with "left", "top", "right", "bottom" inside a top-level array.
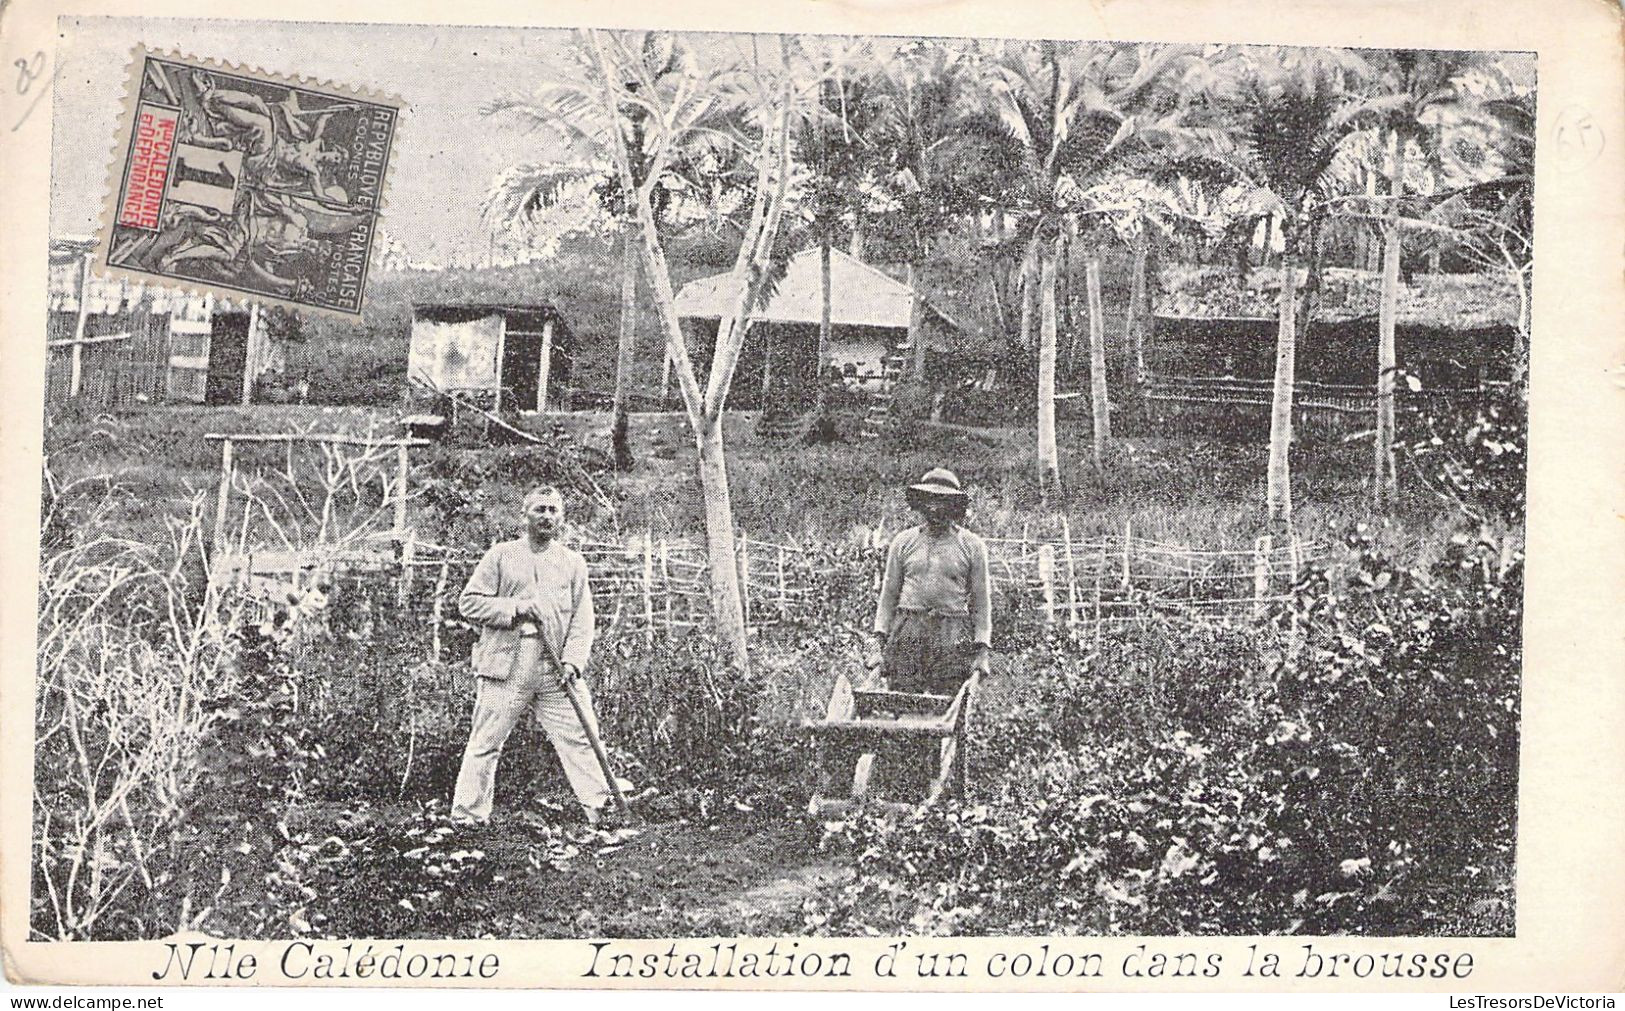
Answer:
[
  {"left": 97, "top": 49, "right": 402, "bottom": 316},
  {"left": 117, "top": 103, "right": 179, "bottom": 230}
]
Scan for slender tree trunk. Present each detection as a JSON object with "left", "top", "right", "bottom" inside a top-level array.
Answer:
[
  {"left": 695, "top": 412, "right": 749, "bottom": 665},
  {"left": 848, "top": 221, "right": 866, "bottom": 261},
  {"left": 988, "top": 269, "right": 1008, "bottom": 339},
  {"left": 1233, "top": 219, "right": 1252, "bottom": 287},
  {"left": 660, "top": 347, "right": 672, "bottom": 409},
  {"left": 1295, "top": 213, "right": 1322, "bottom": 348},
  {"left": 611, "top": 225, "right": 637, "bottom": 470},
  {"left": 1084, "top": 248, "right": 1110, "bottom": 468},
  {"left": 1018, "top": 253, "right": 1037, "bottom": 352},
  {"left": 1067, "top": 240, "right": 1089, "bottom": 369},
  {"left": 907, "top": 260, "right": 927, "bottom": 383},
  {"left": 1266, "top": 243, "right": 1299, "bottom": 526},
  {"left": 1127, "top": 228, "right": 1150, "bottom": 399},
  {"left": 1512, "top": 266, "right": 1531, "bottom": 389},
  {"left": 1057, "top": 236, "right": 1073, "bottom": 357},
  {"left": 1036, "top": 237, "right": 1061, "bottom": 497},
  {"left": 1363, "top": 170, "right": 1380, "bottom": 270},
  {"left": 761, "top": 329, "right": 773, "bottom": 404},
  {"left": 1374, "top": 130, "right": 1402, "bottom": 508},
  {"left": 816, "top": 236, "right": 832, "bottom": 411}
]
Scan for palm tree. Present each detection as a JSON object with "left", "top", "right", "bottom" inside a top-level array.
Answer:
[
  {"left": 791, "top": 47, "right": 882, "bottom": 414},
  {"left": 1225, "top": 46, "right": 1371, "bottom": 526},
  {"left": 1428, "top": 77, "right": 1534, "bottom": 382},
  {"left": 484, "top": 34, "right": 740, "bottom": 471},
  {"left": 978, "top": 39, "right": 1222, "bottom": 492},
  {"left": 868, "top": 42, "right": 1004, "bottom": 386},
  {"left": 1352, "top": 50, "right": 1485, "bottom": 507}
]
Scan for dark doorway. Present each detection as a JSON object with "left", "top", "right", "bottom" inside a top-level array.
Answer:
[
  {"left": 500, "top": 331, "right": 543, "bottom": 412},
  {"left": 205, "top": 311, "right": 250, "bottom": 405}
]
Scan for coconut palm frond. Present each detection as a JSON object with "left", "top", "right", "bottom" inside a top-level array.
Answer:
[
  {"left": 481, "top": 162, "right": 609, "bottom": 227},
  {"left": 483, "top": 88, "right": 616, "bottom": 154}
]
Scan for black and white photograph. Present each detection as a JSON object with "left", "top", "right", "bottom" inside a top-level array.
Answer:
[{"left": 3, "top": 0, "right": 1618, "bottom": 993}]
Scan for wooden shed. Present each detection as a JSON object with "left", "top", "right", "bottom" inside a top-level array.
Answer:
[
  {"left": 47, "top": 237, "right": 280, "bottom": 410},
  {"left": 406, "top": 302, "right": 573, "bottom": 413}
]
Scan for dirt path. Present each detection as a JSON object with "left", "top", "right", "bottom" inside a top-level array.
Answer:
[{"left": 468, "top": 814, "right": 851, "bottom": 938}]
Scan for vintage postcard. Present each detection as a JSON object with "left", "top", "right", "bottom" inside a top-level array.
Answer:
[
  {"left": 0, "top": 0, "right": 1621, "bottom": 998},
  {"left": 98, "top": 48, "right": 401, "bottom": 316}
]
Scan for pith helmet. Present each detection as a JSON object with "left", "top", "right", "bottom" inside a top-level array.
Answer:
[{"left": 907, "top": 467, "right": 968, "bottom": 499}]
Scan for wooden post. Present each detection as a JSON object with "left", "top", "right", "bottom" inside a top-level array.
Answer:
[
  {"left": 776, "top": 545, "right": 789, "bottom": 619},
  {"left": 494, "top": 318, "right": 507, "bottom": 416},
  {"left": 537, "top": 318, "right": 554, "bottom": 412},
  {"left": 68, "top": 253, "right": 92, "bottom": 398},
  {"left": 660, "top": 539, "right": 673, "bottom": 633},
  {"left": 737, "top": 531, "right": 752, "bottom": 631},
  {"left": 641, "top": 532, "right": 655, "bottom": 643},
  {"left": 429, "top": 558, "right": 449, "bottom": 663},
  {"left": 241, "top": 303, "right": 261, "bottom": 406},
  {"left": 1037, "top": 544, "right": 1056, "bottom": 625},
  {"left": 761, "top": 328, "right": 773, "bottom": 403},
  {"left": 211, "top": 438, "right": 234, "bottom": 561},
  {"left": 397, "top": 531, "right": 416, "bottom": 608},
  {"left": 659, "top": 345, "right": 673, "bottom": 409},
  {"left": 1060, "top": 518, "right": 1080, "bottom": 628},
  {"left": 1122, "top": 519, "right": 1132, "bottom": 588},
  {"left": 1093, "top": 550, "right": 1104, "bottom": 647},
  {"left": 393, "top": 442, "right": 410, "bottom": 534},
  {"left": 1253, "top": 534, "right": 1273, "bottom": 619}
]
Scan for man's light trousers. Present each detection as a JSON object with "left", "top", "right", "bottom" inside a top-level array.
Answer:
[{"left": 451, "top": 659, "right": 611, "bottom": 821}]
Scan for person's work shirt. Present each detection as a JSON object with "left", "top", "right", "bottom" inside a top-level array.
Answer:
[
  {"left": 873, "top": 524, "right": 993, "bottom": 645},
  {"left": 459, "top": 537, "right": 595, "bottom": 678}
]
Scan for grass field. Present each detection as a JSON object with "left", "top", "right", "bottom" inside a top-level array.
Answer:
[{"left": 44, "top": 400, "right": 1471, "bottom": 548}]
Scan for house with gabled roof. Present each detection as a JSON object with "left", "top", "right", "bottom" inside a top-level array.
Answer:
[{"left": 673, "top": 247, "right": 963, "bottom": 411}]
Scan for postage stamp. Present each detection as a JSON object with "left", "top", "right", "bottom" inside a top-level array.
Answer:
[{"left": 96, "top": 48, "right": 401, "bottom": 316}]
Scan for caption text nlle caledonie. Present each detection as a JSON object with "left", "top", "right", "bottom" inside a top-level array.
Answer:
[{"left": 149, "top": 939, "right": 1483, "bottom": 983}]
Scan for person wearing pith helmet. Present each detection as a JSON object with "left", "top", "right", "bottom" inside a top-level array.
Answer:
[{"left": 871, "top": 467, "right": 993, "bottom": 696}]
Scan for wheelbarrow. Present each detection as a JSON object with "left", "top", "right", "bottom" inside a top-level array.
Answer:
[{"left": 802, "top": 669, "right": 980, "bottom": 817}]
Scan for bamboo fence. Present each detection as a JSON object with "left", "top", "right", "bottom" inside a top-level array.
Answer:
[
  {"left": 202, "top": 433, "right": 1322, "bottom": 658},
  {"left": 304, "top": 523, "right": 1325, "bottom": 664}
]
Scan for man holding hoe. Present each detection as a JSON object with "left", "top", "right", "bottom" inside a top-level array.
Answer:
[
  {"left": 872, "top": 467, "right": 994, "bottom": 695},
  {"left": 452, "top": 484, "right": 630, "bottom": 826}
]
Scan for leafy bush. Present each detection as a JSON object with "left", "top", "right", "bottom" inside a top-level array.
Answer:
[
  {"left": 593, "top": 634, "right": 813, "bottom": 820},
  {"left": 815, "top": 524, "right": 1520, "bottom": 936},
  {"left": 1401, "top": 382, "right": 1527, "bottom": 523}
]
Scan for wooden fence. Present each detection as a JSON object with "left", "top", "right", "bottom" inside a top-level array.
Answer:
[
  {"left": 246, "top": 524, "right": 1320, "bottom": 664},
  {"left": 394, "top": 532, "right": 820, "bottom": 645},
  {"left": 202, "top": 432, "right": 1319, "bottom": 654},
  {"left": 981, "top": 523, "right": 1315, "bottom": 630},
  {"left": 1146, "top": 371, "right": 1506, "bottom": 418}
]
